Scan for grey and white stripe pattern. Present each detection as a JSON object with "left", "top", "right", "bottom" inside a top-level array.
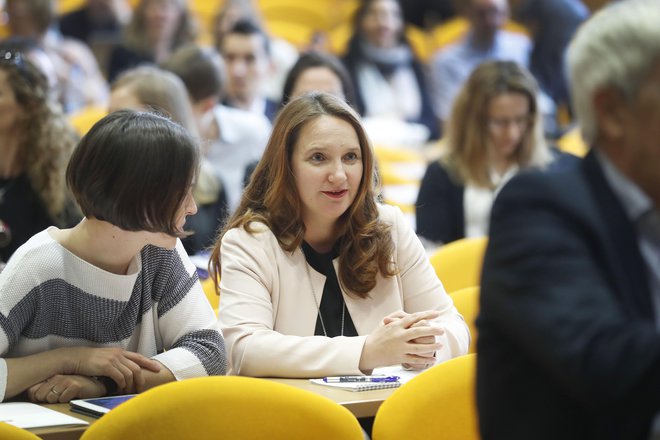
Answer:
[{"left": 0, "top": 229, "right": 226, "bottom": 400}]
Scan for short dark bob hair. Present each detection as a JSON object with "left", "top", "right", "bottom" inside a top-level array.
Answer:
[{"left": 66, "top": 110, "right": 199, "bottom": 237}]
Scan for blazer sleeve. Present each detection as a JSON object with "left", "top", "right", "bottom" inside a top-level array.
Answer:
[
  {"left": 416, "top": 161, "right": 464, "bottom": 244},
  {"left": 479, "top": 172, "right": 660, "bottom": 410},
  {"left": 388, "top": 205, "right": 470, "bottom": 362},
  {"left": 218, "top": 226, "right": 367, "bottom": 378}
]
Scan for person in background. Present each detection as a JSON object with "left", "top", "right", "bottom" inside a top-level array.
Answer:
[
  {"left": 416, "top": 61, "right": 566, "bottom": 246},
  {"left": 0, "top": 49, "right": 79, "bottom": 265},
  {"left": 0, "top": 37, "right": 59, "bottom": 111},
  {"left": 107, "top": 0, "right": 197, "bottom": 82},
  {"left": 219, "top": 19, "right": 278, "bottom": 122},
  {"left": 509, "top": 0, "right": 589, "bottom": 122},
  {"left": 477, "top": 1, "right": 660, "bottom": 438},
  {"left": 109, "top": 65, "right": 226, "bottom": 256},
  {"left": 213, "top": 0, "right": 298, "bottom": 103},
  {"left": 4, "top": 0, "right": 109, "bottom": 113},
  {"left": 242, "top": 50, "right": 357, "bottom": 188},
  {"left": 213, "top": 92, "right": 468, "bottom": 381},
  {"left": 342, "top": 0, "right": 440, "bottom": 141},
  {"left": 59, "top": 0, "right": 131, "bottom": 44},
  {"left": 430, "top": 0, "right": 531, "bottom": 127},
  {"left": 58, "top": 0, "right": 132, "bottom": 75},
  {"left": 281, "top": 50, "right": 356, "bottom": 108},
  {"left": 162, "top": 44, "right": 271, "bottom": 214},
  {"left": 0, "top": 110, "right": 226, "bottom": 403}
]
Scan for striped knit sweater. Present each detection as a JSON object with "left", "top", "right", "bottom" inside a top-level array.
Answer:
[{"left": 0, "top": 228, "right": 226, "bottom": 400}]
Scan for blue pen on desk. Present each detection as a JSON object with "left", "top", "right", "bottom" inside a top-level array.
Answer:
[{"left": 323, "top": 375, "right": 400, "bottom": 383}]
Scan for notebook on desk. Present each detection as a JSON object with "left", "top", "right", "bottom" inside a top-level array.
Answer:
[
  {"left": 310, "top": 378, "right": 401, "bottom": 392},
  {"left": 309, "top": 365, "right": 422, "bottom": 392},
  {"left": 0, "top": 402, "right": 89, "bottom": 429}
]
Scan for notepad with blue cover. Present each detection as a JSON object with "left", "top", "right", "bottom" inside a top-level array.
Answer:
[{"left": 309, "top": 377, "right": 402, "bottom": 392}]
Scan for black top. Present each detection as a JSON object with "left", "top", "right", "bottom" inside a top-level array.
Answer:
[
  {"left": 301, "top": 242, "right": 357, "bottom": 338},
  {"left": 0, "top": 174, "right": 55, "bottom": 263}
]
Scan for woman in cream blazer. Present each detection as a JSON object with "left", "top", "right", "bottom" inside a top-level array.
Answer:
[{"left": 211, "top": 92, "right": 469, "bottom": 377}]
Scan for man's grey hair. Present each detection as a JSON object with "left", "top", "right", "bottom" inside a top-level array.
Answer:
[{"left": 567, "top": 0, "right": 660, "bottom": 144}]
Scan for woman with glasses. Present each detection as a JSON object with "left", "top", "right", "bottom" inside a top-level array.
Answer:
[
  {"left": 416, "top": 61, "right": 568, "bottom": 246},
  {"left": 0, "top": 50, "right": 79, "bottom": 266}
]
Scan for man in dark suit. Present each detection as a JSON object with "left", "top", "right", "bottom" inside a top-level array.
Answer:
[{"left": 477, "top": 1, "right": 660, "bottom": 439}]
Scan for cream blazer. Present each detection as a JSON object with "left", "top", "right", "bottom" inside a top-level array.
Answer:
[{"left": 218, "top": 204, "right": 470, "bottom": 377}]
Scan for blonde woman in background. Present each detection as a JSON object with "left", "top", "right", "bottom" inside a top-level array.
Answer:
[{"left": 415, "top": 61, "right": 576, "bottom": 246}]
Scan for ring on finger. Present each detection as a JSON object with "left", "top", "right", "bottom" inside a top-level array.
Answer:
[{"left": 50, "top": 386, "right": 61, "bottom": 396}]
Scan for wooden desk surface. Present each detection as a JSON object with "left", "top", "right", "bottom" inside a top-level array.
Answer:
[{"left": 25, "top": 377, "right": 397, "bottom": 438}]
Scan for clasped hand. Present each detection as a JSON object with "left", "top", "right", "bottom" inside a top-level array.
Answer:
[{"left": 360, "top": 310, "right": 444, "bottom": 372}]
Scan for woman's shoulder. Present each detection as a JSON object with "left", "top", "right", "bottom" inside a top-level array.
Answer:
[
  {"left": 424, "top": 159, "right": 462, "bottom": 185},
  {"left": 223, "top": 221, "right": 278, "bottom": 246},
  {"left": 0, "top": 229, "right": 65, "bottom": 286},
  {"left": 376, "top": 203, "right": 409, "bottom": 230}
]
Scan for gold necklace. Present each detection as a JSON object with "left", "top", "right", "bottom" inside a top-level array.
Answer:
[{"left": 304, "top": 257, "right": 345, "bottom": 337}]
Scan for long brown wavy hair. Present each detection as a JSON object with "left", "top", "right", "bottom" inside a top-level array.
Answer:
[
  {"left": 444, "top": 60, "right": 552, "bottom": 188},
  {"left": 210, "top": 92, "right": 396, "bottom": 298},
  {"left": 2, "top": 54, "right": 78, "bottom": 225}
]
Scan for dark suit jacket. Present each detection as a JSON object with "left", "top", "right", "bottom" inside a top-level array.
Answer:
[{"left": 477, "top": 150, "right": 660, "bottom": 439}]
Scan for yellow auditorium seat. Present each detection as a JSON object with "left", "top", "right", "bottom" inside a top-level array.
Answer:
[
  {"left": 68, "top": 106, "right": 108, "bottom": 137},
  {"left": 80, "top": 376, "right": 364, "bottom": 440},
  {"left": 372, "top": 354, "right": 479, "bottom": 440},
  {"left": 0, "top": 423, "right": 41, "bottom": 440},
  {"left": 430, "top": 236, "right": 488, "bottom": 293},
  {"left": 557, "top": 126, "right": 588, "bottom": 157},
  {"left": 451, "top": 286, "right": 479, "bottom": 353}
]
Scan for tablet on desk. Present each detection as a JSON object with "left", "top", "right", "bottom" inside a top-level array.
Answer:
[{"left": 69, "top": 395, "right": 136, "bottom": 418}]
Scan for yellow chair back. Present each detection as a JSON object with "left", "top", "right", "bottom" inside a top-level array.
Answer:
[
  {"left": 430, "top": 236, "right": 488, "bottom": 293},
  {"left": 451, "top": 286, "right": 479, "bottom": 353},
  {"left": 557, "top": 126, "right": 588, "bottom": 157},
  {"left": 68, "top": 106, "right": 108, "bottom": 137},
  {"left": 372, "top": 354, "right": 479, "bottom": 440},
  {"left": 80, "top": 377, "right": 364, "bottom": 440},
  {"left": 0, "top": 423, "right": 41, "bottom": 440}
]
